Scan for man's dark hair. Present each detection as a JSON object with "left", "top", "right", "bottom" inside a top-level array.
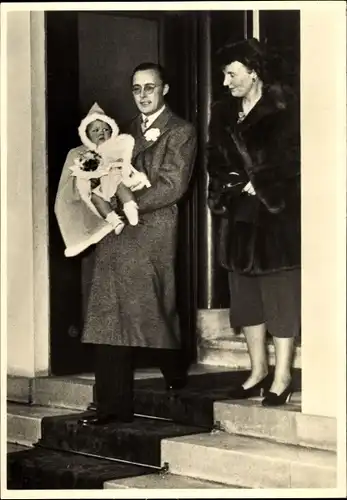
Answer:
[{"left": 131, "top": 62, "right": 168, "bottom": 85}]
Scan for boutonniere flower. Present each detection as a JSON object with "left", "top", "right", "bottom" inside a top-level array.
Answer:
[{"left": 144, "top": 128, "right": 161, "bottom": 142}]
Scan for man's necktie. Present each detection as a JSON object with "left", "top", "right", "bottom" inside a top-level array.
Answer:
[{"left": 141, "top": 117, "right": 149, "bottom": 133}]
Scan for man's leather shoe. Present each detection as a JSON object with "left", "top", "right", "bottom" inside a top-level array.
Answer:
[
  {"left": 165, "top": 376, "right": 188, "bottom": 392},
  {"left": 78, "top": 413, "right": 133, "bottom": 426}
]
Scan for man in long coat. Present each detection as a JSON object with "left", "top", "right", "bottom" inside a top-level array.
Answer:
[{"left": 80, "top": 62, "right": 197, "bottom": 425}]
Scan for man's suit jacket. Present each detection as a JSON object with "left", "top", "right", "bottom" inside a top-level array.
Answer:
[{"left": 126, "top": 106, "right": 197, "bottom": 214}]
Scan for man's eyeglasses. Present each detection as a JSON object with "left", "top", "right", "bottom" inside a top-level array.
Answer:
[{"left": 132, "top": 84, "right": 162, "bottom": 96}]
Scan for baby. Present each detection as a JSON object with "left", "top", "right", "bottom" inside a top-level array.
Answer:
[{"left": 74, "top": 103, "right": 150, "bottom": 234}]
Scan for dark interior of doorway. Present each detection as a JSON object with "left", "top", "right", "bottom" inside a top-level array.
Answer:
[{"left": 46, "top": 11, "right": 199, "bottom": 376}]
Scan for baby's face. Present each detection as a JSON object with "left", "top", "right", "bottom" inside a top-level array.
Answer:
[{"left": 86, "top": 120, "right": 112, "bottom": 146}]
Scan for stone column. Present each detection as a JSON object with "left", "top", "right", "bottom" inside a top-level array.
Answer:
[
  {"left": 6, "top": 11, "right": 49, "bottom": 377},
  {"left": 197, "top": 11, "right": 246, "bottom": 310},
  {"left": 196, "top": 11, "right": 248, "bottom": 352}
]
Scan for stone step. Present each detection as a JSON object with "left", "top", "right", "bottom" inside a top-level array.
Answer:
[
  {"left": 104, "top": 472, "right": 232, "bottom": 489},
  {"left": 213, "top": 398, "right": 336, "bottom": 452},
  {"left": 7, "top": 376, "right": 32, "bottom": 404},
  {"left": 133, "top": 369, "right": 257, "bottom": 428},
  {"left": 198, "top": 336, "right": 301, "bottom": 369},
  {"left": 7, "top": 446, "right": 152, "bottom": 489},
  {"left": 32, "top": 376, "right": 94, "bottom": 410},
  {"left": 135, "top": 369, "right": 301, "bottom": 428},
  {"left": 10, "top": 367, "right": 299, "bottom": 429},
  {"left": 7, "top": 403, "right": 75, "bottom": 446},
  {"left": 161, "top": 432, "right": 337, "bottom": 489},
  {"left": 38, "top": 410, "right": 205, "bottom": 467},
  {"left": 7, "top": 442, "right": 31, "bottom": 453},
  {"left": 7, "top": 371, "right": 245, "bottom": 449},
  {"left": 7, "top": 364, "right": 234, "bottom": 408},
  {"left": 197, "top": 308, "right": 301, "bottom": 369}
]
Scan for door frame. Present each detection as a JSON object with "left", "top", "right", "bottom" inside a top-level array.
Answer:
[{"left": 45, "top": 10, "right": 200, "bottom": 375}]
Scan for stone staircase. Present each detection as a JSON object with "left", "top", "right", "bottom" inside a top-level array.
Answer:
[
  {"left": 7, "top": 364, "right": 337, "bottom": 490},
  {"left": 158, "top": 392, "right": 336, "bottom": 489}
]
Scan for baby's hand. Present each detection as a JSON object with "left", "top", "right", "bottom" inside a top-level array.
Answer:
[{"left": 123, "top": 171, "right": 150, "bottom": 191}]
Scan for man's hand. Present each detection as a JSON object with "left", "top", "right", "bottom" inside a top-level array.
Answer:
[
  {"left": 242, "top": 181, "right": 256, "bottom": 196},
  {"left": 123, "top": 171, "right": 151, "bottom": 192}
]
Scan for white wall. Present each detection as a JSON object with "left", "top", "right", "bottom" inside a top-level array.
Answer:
[
  {"left": 6, "top": 11, "right": 49, "bottom": 377},
  {"left": 301, "top": 7, "right": 346, "bottom": 418}
]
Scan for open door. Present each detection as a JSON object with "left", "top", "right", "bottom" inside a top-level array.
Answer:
[{"left": 46, "top": 11, "right": 198, "bottom": 375}]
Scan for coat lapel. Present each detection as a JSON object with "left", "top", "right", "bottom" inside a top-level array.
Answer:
[
  {"left": 223, "top": 88, "right": 292, "bottom": 180},
  {"left": 131, "top": 107, "right": 173, "bottom": 160},
  {"left": 223, "top": 89, "right": 285, "bottom": 158},
  {"left": 221, "top": 94, "right": 278, "bottom": 178},
  {"left": 235, "top": 86, "right": 288, "bottom": 133},
  {"left": 236, "top": 99, "right": 276, "bottom": 133}
]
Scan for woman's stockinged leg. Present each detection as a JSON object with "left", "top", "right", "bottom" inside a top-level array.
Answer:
[
  {"left": 259, "top": 268, "right": 300, "bottom": 399},
  {"left": 228, "top": 272, "right": 268, "bottom": 390},
  {"left": 242, "top": 323, "right": 268, "bottom": 389},
  {"left": 270, "top": 336, "right": 295, "bottom": 394}
]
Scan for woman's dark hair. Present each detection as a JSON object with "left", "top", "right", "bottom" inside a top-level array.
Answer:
[
  {"left": 131, "top": 62, "right": 168, "bottom": 85},
  {"left": 216, "top": 37, "right": 287, "bottom": 85}
]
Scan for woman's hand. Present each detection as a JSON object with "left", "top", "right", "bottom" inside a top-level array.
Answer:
[
  {"left": 207, "top": 197, "right": 228, "bottom": 216},
  {"left": 242, "top": 181, "right": 256, "bottom": 196}
]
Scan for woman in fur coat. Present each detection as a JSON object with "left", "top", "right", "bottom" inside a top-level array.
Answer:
[{"left": 207, "top": 38, "right": 301, "bottom": 407}]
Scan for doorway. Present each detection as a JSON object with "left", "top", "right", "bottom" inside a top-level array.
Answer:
[{"left": 46, "top": 10, "right": 199, "bottom": 375}]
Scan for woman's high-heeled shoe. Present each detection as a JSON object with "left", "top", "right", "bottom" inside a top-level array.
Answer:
[
  {"left": 227, "top": 374, "right": 271, "bottom": 400},
  {"left": 261, "top": 382, "right": 293, "bottom": 407}
]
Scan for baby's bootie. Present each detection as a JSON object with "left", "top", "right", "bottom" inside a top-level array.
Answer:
[
  {"left": 123, "top": 200, "right": 139, "bottom": 226},
  {"left": 106, "top": 211, "right": 125, "bottom": 235}
]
